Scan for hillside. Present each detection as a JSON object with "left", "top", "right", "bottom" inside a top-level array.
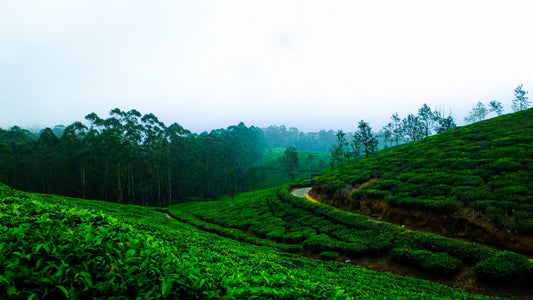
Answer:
[
  {"left": 0, "top": 184, "right": 510, "bottom": 299},
  {"left": 250, "top": 148, "right": 330, "bottom": 189},
  {"left": 311, "top": 108, "right": 533, "bottom": 255}
]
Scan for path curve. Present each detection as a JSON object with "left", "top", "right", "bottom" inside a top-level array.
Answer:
[{"left": 290, "top": 187, "right": 319, "bottom": 203}]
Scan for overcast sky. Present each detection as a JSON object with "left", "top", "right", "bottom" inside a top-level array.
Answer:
[{"left": 1, "top": 0, "right": 532, "bottom": 133}]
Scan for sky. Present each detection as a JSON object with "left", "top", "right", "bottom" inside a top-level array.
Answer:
[{"left": 1, "top": 0, "right": 532, "bottom": 133}]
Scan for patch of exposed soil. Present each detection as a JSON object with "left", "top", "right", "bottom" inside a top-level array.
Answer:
[
  {"left": 308, "top": 183, "right": 533, "bottom": 299},
  {"left": 309, "top": 184, "right": 533, "bottom": 256}
]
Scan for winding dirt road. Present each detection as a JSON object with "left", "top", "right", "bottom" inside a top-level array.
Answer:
[{"left": 290, "top": 187, "right": 318, "bottom": 203}]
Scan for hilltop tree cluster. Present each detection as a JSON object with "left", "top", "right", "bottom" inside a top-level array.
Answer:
[
  {"left": 0, "top": 109, "right": 264, "bottom": 206},
  {"left": 381, "top": 104, "right": 457, "bottom": 147},
  {"left": 331, "top": 120, "right": 378, "bottom": 168},
  {"left": 464, "top": 84, "right": 530, "bottom": 124}
]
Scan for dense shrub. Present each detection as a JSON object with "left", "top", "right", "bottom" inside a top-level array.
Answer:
[
  {"left": 392, "top": 248, "right": 462, "bottom": 275},
  {"left": 474, "top": 251, "right": 533, "bottom": 283},
  {"left": 318, "top": 251, "right": 340, "bottom": 261},
  {"left": 384, "top": 195, "right": 461, "bottom": 213},
  {"left": 397, "top": 232, "right": 492, "bottom": 264},
  {"left": 492, "top": 158, "right": 520, "bottom": 172}
]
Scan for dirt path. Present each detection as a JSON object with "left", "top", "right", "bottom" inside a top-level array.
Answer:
[{"left": 290, "top": 187, "right": 319, "bottom": 203}]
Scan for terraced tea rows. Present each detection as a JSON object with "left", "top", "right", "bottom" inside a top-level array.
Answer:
[{"left": 166, "top": 184, "right": 533, "bottom": 297}]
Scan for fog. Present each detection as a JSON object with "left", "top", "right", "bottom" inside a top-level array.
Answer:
[{"left": 1, "top": 0, "right": 532, "bottom": 133}]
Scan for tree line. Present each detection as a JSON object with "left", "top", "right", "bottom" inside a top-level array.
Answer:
[
  {"left": 263, "top": 126, "right": 338, "bottom": 152},
  {"left": 0, "top": 109, "right": 264, "bottom": 206},
  {"left": 464, "top": 84, "right": 530, "bottom": 124}
]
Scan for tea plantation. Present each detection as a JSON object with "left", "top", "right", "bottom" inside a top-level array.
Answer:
[
  {"left": 313, "top": 108, "right": 533, "bottom": 235},
  {"left": 0, "top": 183, "right": 510, "bottom": 299}
]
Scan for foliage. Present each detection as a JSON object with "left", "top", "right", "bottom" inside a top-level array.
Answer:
[
  {"left": 262, "top": 125, "right": 338, "bottom": 152},
  {"left": 0, "top": 184, "right": 496, "bottom": 299},
  {"left": 250, "top": 148, "right": 330, "bottom": 189},
  {"left": 474, "top": 251, "right": 533, "bottom": 283},
  {"left": 488, "top": 100, "right": 504, "bottom": 116},
  {"left": 512, "top": 84, "right": 530, "bottom": 112},
  {"left": 418, "top": 103, "right": 435, "bottom": 138},
  {"left": 391, "top": 248, "right": 462, "bottom": 275},
  {"left": 318, "top": 251, "right": 340, "bottom": 261},
  {"left": 314, "top": 108, "right": 533, "bottom": 233},
  {"left": 283, "top": 147, "right": 299, "bottom": 181},
  {"left": 464, "top": 101, "right": 488, "bottom": 124},
  {"left": 353, "top": 120, "right": 377, "bottom": 158},
  {"left": 402, "top": 114, "right": 425, "bottom": 142},
  {"left": 0, "top": 109, "right": 265, "bottom": 205}
]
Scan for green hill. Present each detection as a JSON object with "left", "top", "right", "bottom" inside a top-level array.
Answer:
[
  {"left": 2, "top": 110, "right": 533, "bottom": 299},
  {"left": 4, "top": 183, "right": 525, "bottom": 299},
  {"left": 312, "top": 109, "right": 533, "bottom": 254},
  {"left": 4, "top": 181, "right": 532, "bottom": 298},
  {"left": 249, "top": 148, "right": 330, "bottom": 190}
]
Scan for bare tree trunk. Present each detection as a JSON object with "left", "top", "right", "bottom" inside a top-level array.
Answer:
[{"left": 81, "top": 165, "right": 86, "bottom": 199}]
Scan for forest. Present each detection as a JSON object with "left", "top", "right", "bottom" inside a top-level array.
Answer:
[{"left": 0, "top": 108, "right": 344, "bottom": 206}]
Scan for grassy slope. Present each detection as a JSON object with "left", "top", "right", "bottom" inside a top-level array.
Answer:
[
  {"left": 0, "top": 184, "right": 498, "bottom": 299},
  {"left": 313, "top": 109, "right": 533, "bottom": 234},
  {"left": 251, "top": 148, "right": 330, "bottom": 190}
]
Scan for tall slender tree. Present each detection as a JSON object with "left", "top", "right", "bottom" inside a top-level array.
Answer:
[
  {"left": 354, "top": 120, "right": 377, "bottom": 158},
  {"left": 512, "top": 84, "right": 530, "bottom": 112},
  {"left": 418, "top": 104, "right": 434, "bottom": 138},
  {"left": 283, "top": 147, "right": 299, "bottom": 181}
]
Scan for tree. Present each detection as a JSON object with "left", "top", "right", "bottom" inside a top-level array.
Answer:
[
  {"left": 381, "top": 124, "right": 394, "bottom": 148},
  {"left": 512, "top": 84, "right": 530, "bottom": 112},
  {"left": 331, "top": 130, "right": 348, "bottom": 168},
  {"left": 354, "top": 120, "right": 377, "bottom": 158},
  {"left": 464, "top": 101, "right": 488, "bottom": 124},
  {"left": 402, "top": 114, "right": 424, "bottom": 142},
  {"left": 391, "top": 113, "right": 403, "bottom": 146},
  {"left": 283, "top": 147, "right": 299, "bottom": 181},
  {"left": 433, "top": 106, "right": 456, "bottom": 133},
  {"left": 489, "top": 100, "right": 504, "bottom": 116},
  {"left": 418, "top": 104, "right": 434, "bottom": 138}
]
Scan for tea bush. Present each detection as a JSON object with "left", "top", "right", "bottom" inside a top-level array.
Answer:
[
  {"left": 391, "top": 248, "right": 462, "bottom": 275},
  {"left": 474, "top": 251, "right": 533, "bottom": 283}
]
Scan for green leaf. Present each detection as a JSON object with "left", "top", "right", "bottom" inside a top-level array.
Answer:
[
  {"left": 78, "top": 271, "right": 93, "bottom": 287},
  {"left": 57, "top": 286, "right": 69, "bottom": 298},
  {"left": 0, "top": 275, "right": 10, "bottom": 285},
  {"left": 7, "top": 285, "right": 17, "bottom": 296},
  {"left": 161, "top": 278, "right": 171, "bottom": 296}
]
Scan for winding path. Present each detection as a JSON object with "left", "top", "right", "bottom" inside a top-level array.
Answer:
[{"left": 290, "top": 187, "right": 318, "bottom": 203}]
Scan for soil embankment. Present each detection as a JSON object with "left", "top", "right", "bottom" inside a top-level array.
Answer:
[
  {"left": 290, "top": 186, "right": 533, "bottom": 299},
  {"left": 308, "top": 183, "right": 533, "bottom": 256}
]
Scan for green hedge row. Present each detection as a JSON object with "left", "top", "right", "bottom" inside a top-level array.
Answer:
[
  {"left": 391, "top": 248, "right": 462, "bottom": 275},
  {"left": 474, "top": 251, "right": 533, "bottom": 283}
]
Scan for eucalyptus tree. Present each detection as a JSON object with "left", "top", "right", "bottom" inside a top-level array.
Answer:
[
  {"left": 381, "top": 123, "right": 394, "bottom": 148},
  {"left": 418, "top": 104, "right": 434, "bottom": 138},
  {"left": 464, "top": 102, "right": 488, "bottom": 124},
  {"left": 59, "top": 122, "right": 88, "bottom": 198},
  {"left": 391, "top": 113, "right": 403, "bottom": 146},
  {"left": 512, "top": 84, "right": 530, "bottom": 112},
  {"left": 283, "top": 147, "right": 299, "bottom": 181},
  {"left": 354, "top": 120, "right": 377, "bottom": 158},
  {"left": 331, "top": 130, "right": 348, "bottom": 168},
  {"left": 489, "top": 100, "right": 504, "bottom": 116},
  {"left": 402, "top": 114, "right": 425, "bottom": 142},
  {"left": 433, "top": 107, "right": 456, "bottom": 134},
  {"left": 35, "top": 128, "right": 60, "bottom": 193}
]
